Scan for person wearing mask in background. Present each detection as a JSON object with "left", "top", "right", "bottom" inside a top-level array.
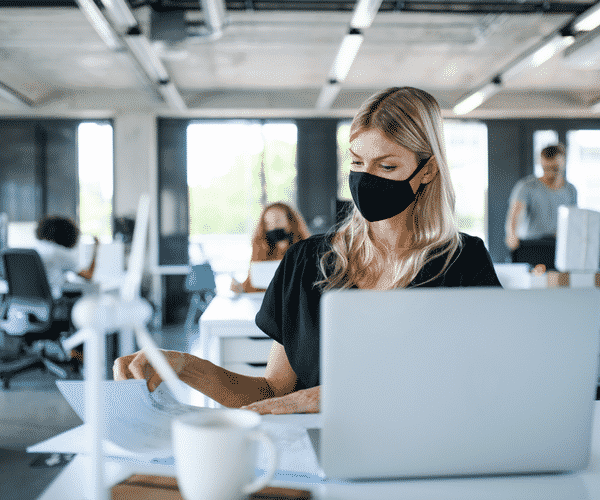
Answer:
[
  {"left": 231, "top": 202, "right": 311, "bottom": 293},
  {"left": 505, "top": 144, "right": 577, "bottom": 271},
  {"left": 114, "top": 87, "right": 501, "bottom": 415},
  {"left": 34, "top": 215, "right": 99, "bottom": 299}
]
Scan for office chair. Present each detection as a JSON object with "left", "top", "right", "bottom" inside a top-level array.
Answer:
[
  {"left": 184, "top": 262, "right": 216, "bottom": 335},
  {"left": 0, "top": 249, "right": 79, "bottom": 389}
]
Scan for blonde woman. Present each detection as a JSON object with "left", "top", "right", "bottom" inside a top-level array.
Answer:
[{"left": 114, "top": 88, "right": 501, "bottom": 414}]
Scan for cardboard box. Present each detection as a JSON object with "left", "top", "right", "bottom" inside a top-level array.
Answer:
[
  {"left": 111, "top": 475, "right": 312, "bottom": 500},
  {"left": 546, "top": 271, "right": 600, "bottom": 288}
]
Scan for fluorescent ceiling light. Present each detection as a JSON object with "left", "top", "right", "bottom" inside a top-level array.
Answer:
[
  {"left": 329, "top": 31, "right": 364, "bottom": 82},
  {"left": 574, "top": 2, "right": 600, "bottom": 32},
  {"left": 126, "top": 36, "right": 170, "bottom": 83},
  {"left": 350, "top": 0, "right": 384, "bottom": 29},
  {"left": 502, "top": 33, "right": 574, "bottom": 80},
  {"left": 100, "top": 0, "right": 138, "bottom": 33},
  {"left": 316, "top": 81, "right": 342, "bottom": 110},
  {"left": 158, "top": 82, "right": 187, "bottom": 111},
  {"left": 0, "top": 81, "right": 33, "bottom": 108},
  {"left": 200, "top": 0, "right": 227, "bottom": 36},
  {"left": 75, "top": 0, "right": 123, "bottom": 51},
  {"left": 453, "top": 82, "right": 501, "bottom": 115},
  {"left": 563, "top": 25, "right": 600, "bottom": 68}
]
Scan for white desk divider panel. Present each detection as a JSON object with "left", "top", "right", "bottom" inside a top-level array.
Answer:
[{"left": 555, "top": 206, "right": 600, "bottom": 273}]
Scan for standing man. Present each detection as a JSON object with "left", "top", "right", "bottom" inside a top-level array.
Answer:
[{"left": 505, "top": 144, "right": 577, "bottom": 270}]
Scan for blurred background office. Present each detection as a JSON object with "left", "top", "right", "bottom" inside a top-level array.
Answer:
[{"left": 0, "top": 1, "right": 600, "bottom": 497}]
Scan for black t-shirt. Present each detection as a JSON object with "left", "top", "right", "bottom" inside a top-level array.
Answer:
[{"left": 255, "top": 232, "right": 502, "bottom": 391}]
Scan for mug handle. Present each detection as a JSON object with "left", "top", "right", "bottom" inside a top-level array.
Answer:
[{"left": 242, "top": 430, "right": 278, "bottom": 495}]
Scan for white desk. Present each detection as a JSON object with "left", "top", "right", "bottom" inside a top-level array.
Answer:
[
  {"left": 195, "top": 294, "right": 271, "bottom": 407},
  {"left": 33, "top": 402, "right": 600, "bottom": 499}
]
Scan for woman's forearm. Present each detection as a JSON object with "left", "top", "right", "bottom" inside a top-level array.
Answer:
[{"left": 179, "top": 357, "right": 275, "bottom": 408}]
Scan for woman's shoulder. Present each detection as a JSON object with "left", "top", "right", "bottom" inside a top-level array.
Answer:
[
  {"left": 287, "top": 233, "right": 331, "bottom": 257},
  {"left": 458, "top": 232, "right": 485, "bottom": 247},
  {"left": 453, "top": 232, "right": 491, "bottom": 263}
]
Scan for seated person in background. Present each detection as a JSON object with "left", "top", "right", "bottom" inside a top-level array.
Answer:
[
  {"left": 34, "top": 215, "right": 99, "bottom": 299},
  {"left": 114, "top": 87, "right": 501, "bottom": 415},
  {"left": 231, "top": 202, "right": 311, "bottom": 293},
  {"left": 505, "top": 143, "right": 577, "bottom": 272}
]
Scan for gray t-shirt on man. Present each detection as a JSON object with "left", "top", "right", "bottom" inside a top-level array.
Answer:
[{"left": 508, "top": 175, "right": 578, "bottom": 240}]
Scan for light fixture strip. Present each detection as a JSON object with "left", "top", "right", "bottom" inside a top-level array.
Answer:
[
  {"left": 502, "top": 33, "right": 574, "bottom": 81},
  {"left": 329, "top": 31, "right": 364, "bottom": 82},
  {"left": 200, "top": 0, "right": 227, "bottom": 35},
  {"left": 125, "top": 36, "right": 170, "bottom": 83},
  {"left": 453, "top": 82, "right": 501, "bottom": 115},
  {"left": 316, "top": 81, "right": 342, "bottom": 110},
  {"left": 350, "top": 0, "right": 384, "bottom": 29},
  {"left": 574, "top": 1, "right": 600, "bottom": 32},
  {"left": 75, "top": 0, "right": 123, "bottom": 51},
  {"left": 158, "top": 82, "right": 187, "bottom": 111},
  {"left": 100, "top": 0, "right": 139, "bottom": 33}
]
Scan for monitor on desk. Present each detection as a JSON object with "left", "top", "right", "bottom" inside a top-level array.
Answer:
[
  {"left": 249, "top": 260, "right": 281, "bottom": 289},
  {"left": 318, "top": 287, "right": 600, "bottom": 480}
]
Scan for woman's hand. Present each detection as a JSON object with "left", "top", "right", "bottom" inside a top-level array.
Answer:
[
  {"left": 113, "top": 349, "right": 189, "bottom": 392},
  {"left": 241, "top": 386, "right": 320, "bottom": 415},
  {"left": 230, "top": 278, "right": 244, "bottom": 293}
]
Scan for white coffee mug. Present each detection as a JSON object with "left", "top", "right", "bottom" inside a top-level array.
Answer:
[{"left": 172, "top": 409, "right": 278, "bottom": 500}]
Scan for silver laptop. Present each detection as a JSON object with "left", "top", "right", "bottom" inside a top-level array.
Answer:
[
  {"left": 316, "top": 287, "right": 600, "bottom": 480},
  {"left": 249, "top": 260, "right": 281, "bottom": 289}
]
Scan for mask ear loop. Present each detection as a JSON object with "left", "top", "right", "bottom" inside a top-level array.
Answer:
[{"left": 406, "top": 156, "right": 432, "bottom": 182}]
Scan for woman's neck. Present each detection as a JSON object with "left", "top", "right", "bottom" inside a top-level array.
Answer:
[{"left": 369, "top": 209, "right": 414, "bottom": 255}]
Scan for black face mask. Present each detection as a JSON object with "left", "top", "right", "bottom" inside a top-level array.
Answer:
[
  {"left": 266, "top": 228, "right": 293, "bottom": 247},
  {"left": 349, "top": 159, "right": 429, "bottom": 222}
]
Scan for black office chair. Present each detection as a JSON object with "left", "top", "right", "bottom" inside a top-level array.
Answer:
[
  {"left": 0, "top": 248, "right": 79, "bottom": 389},
  {"left": 184, "top": 262, "right": 216, "bottom": 335}
]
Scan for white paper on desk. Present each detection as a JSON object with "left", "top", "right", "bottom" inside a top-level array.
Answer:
[{"left": 56, "top": 380, "right": 210, "bottom": 458}]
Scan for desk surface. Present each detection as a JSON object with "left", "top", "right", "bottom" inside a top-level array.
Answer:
[{"left": 33, "top": 402, "right": 600, "bottom": 500}]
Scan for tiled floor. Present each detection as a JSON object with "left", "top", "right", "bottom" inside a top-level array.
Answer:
[{"left": 0, "top": 323, "right": 192, "bottom": 500}]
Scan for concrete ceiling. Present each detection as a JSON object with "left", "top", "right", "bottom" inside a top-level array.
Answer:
[{"left": 0, "top": 0, "right": 599, "bottom": 116}]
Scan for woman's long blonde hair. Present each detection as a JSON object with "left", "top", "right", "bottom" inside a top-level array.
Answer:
[{"left": 318, "top": 87, "right": 461, "bottom": 290}]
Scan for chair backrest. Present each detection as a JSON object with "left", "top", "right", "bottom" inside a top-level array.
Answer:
[
  {"left": 185, "top": 263, "right": 216, "bottom": 292},
  {"left": 1, "top": 248, "right": 54, "bottom": 303}
]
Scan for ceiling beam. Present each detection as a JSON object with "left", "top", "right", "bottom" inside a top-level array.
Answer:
[
  {"left": 1, "top": 0, "right": 592, "bottom": 15},
  {"left": 0, "top": 81, "right": 34, "bottom": 108}
]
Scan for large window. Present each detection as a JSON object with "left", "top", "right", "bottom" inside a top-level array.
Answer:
[
  {"left": 444, "top": 121, "right": 488, "bottom": 242},
  {"left": 336, "top": 120, "right": 488, "bottom": 242},
  {"left": 187, "top": 121, "right": 297, "bottom": 281},
  {"left": 566, "top": 130, "right": 600, "bottom": 212},
  {"left": 78, "top": 122, "right": 114, "bottom": 241}
]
